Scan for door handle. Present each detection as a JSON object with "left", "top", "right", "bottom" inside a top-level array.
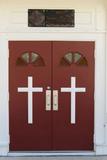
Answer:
[
  {"left": 46, "top": 90, "right": 51, "bottom": 111},
  {"left": 53, "top": 90, "right": 58, "bottom": 111}
]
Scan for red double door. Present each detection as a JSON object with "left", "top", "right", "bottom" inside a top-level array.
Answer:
[{"left": 9, "top": 41, "right": 94, "bottom": 151}]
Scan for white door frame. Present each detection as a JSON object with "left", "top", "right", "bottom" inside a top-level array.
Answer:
[{"left": 0, "top": 32, "right": 106, "bottom": 155}]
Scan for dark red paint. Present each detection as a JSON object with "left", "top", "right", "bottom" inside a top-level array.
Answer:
[
  {"left": 52, "top": 41, "right": 94, "bottom": 150},
  {"left": 9, "top": 41, "right": 94, "bottom": 151}
]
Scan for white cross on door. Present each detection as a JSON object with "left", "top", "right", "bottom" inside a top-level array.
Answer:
[
  {"left": 18, "top": 76, "right": 43, "bottom": 124},
  {"left": 61, "top": 77, "right": 86, "bottom": 124}
]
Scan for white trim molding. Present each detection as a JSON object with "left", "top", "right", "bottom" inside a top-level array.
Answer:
[
  {"left": 0, "top": 34, "right": 9, "bottom": 156},
  {"left": 0, "top": 32, "right": 106, "bottom": 155},
  {"left": 0, "top": 142, "right": 9, "bottom": 156}
]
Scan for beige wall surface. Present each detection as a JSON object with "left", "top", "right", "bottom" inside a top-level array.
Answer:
[
  {"left": 0, "top": 0, "right": 106, "bottom": 32},
  {"left": 1, "top": 0, "right": 106, "bottom": 8}
]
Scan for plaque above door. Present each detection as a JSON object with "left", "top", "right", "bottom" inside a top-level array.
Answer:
[{"left": 28, "top": 9, "right": 75, "bottom": 27}]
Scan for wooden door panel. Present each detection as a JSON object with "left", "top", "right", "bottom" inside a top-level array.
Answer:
[
  {"left": 9, "top": 41, "right": 52, "bottom": 151},
  {"left": 52, "top": 41, "right": 94, "bottom": 150},
  {"left": 9, "top": 41, "right": 94, "bottom": 151}
]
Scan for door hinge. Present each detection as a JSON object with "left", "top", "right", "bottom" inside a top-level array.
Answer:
[
  {"left": 8, "top": 46, "right": 9, "bottom": 59},
  {"left": 8, "top": 134, "right": 10, "bottom": 144},
  {"left": 8, "top": 92, "right": 10, "bottom": 102},
  {"left": 93, "top": 133, "right": 96, "bottom": 144}
]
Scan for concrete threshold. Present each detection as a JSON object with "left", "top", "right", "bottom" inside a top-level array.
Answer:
[{"left": 8, "top": 151, "right": 95, "bottom": 157}]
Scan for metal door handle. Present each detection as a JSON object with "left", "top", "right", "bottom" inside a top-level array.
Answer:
[
  {"left": 53, "top": 90, "right": 58, "bottom": 111},
  {"left": 46, "top": 90, "right": 51, "bottom": 111}
]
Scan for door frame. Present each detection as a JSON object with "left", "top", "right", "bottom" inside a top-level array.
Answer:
[{"left": 0, "top": 32, "right": 106, "bottom": 155}]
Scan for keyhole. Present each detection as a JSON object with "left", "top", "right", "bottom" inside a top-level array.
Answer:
[{"left": 47, "top": 86, "right": 51, "bottom": 89}]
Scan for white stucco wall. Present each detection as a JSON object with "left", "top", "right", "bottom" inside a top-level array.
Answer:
[{"left": 0, "top": 0, "right": 107, "bottom": 156}]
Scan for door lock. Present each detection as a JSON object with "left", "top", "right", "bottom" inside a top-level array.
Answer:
[{"left": 47, "top": 86, "right": 51, "bottom": 89}]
